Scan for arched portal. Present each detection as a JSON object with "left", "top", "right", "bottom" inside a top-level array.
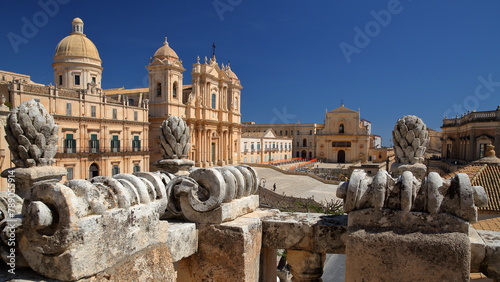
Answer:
[
  {"left": 89, "top": 163, "right": 99, "bottom": 178},
  {"left": 301, "top": 150, "right": 307, "bottom": 159}
]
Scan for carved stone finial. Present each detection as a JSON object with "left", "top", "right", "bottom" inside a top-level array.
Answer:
[
  {"left": 159, "top": 116, "right": 191, "bottom": 159},
  {"left": 485, "top": 144, "right": 495, "bottom": 157},
  {"left": 4, "top": 99, "right": 59, "bottom": 167},
  {"left": 392, "top": 115, "right": 428, "bottom": 164}
]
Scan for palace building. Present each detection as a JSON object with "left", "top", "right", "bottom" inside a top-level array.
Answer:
[
  {"left": 441, "top": 107, "right": 500, "bottom": 161},
  {"left": 0, "top": 18, "right": 153, "bottom": 184},
  {"left": 0, "top": 17, "right": 243, "bottom": 187},
  {"left": 243, "top": 105, "right": 387, "bottom": 163}
]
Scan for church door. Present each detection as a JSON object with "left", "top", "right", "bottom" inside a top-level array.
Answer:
[{"left": 338, "top": 150, "right": 346, "bottom": 163}]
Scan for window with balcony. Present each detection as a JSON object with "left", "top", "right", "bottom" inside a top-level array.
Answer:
[
  {"left": 132, "top": 136, "right": 141, "bottom": 152},
  {"left": 64, "top": 134, "right": 76, "bottom": 153},
  {"left": 89, "top": 134, "right": 99, "bottom": 153},
  {"left": 111, "top": 135, "right": 120, "bottom": 152}
]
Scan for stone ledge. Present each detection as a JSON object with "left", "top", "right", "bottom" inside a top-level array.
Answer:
[
  {"left": 347, "top": 208, "right": 469, "bottom": 234},
  {"left": 262, "top": 212, "right": 347, "bottom": 253}
]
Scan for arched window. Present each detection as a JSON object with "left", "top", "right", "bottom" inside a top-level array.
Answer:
[
  {"left": 211, "top": 93, "right": 216, "bottom": 109},
  {"left": 173, "top": 82, "right": 178, "bottom": 98},
  {"left": 303, "top": 139, "right": 307, "bottom": 147},
  {"left": 339, "top": 124, "right": 345, "bottom": 134},
  {"left": 156, "top": 82, "right": 162, "bottom": 97}
]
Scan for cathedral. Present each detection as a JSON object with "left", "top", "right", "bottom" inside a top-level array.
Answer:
[{"left": 106, "top": 36, "right": 243, "bottom": 168}]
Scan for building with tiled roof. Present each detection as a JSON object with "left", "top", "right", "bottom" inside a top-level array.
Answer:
[{"left": 448, "top": 145, "right": 500, "bottom": 214}]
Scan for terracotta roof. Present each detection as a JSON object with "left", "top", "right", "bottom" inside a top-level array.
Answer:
[
  {"left": 473, "top": 217, "right": 500, "bottom": 232},
  {"left": 472, "top": 165, "right": 500, "bottom": 212},
  {"left": 448, "top": 164, "right": 500, "bottom": 212}
]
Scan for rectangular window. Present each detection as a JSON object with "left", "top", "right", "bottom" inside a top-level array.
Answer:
[
  {"left": 59, "top": 75, "right": 63, "bottom": 86},
  {"left": 67, "top": 167, "right": 74, "bottom": 180},
  {"left": 128, "top": 98, "right": 134, "bottom": 106},
  {"left": 91, "top": 106, "right": 96, "bottom": 117},
  {"left": 66, "top": 103, "right": 72, "bottom": 116},
  {"left": 133, "top": 163, "right": 141, "bottom": 173},
  {"left": 332, "top": 141, "right": 352, "bottom": 147},
  {"left": 74, "top": 75, "right": 80, "bottom": 85},
  {"left": 64, "top": 134, "right": 76, "bottom": 153},
  {"left": 92, "top": 77, "right": 96, "bottom": 84},
  {"left": 112, "top": 109, "right": 117, "bottom": 119},
  {"left": 211, "top": 93, "right": 216, "bottom": 109},
  {"left": 111, "top": 135, "right": 120, "bottom": 152},
  {"left": 134, "top": 111, "right": 138, "bottom": 121},
  {"left": 310, "top": 130, "right": 313, "bottom": 135},
  {"left": 479, "top": 144, "right": 487, "bottom": 158},
  {"left": 112, "top": 165, "right": 120, "bottom": 176},
  {"left": 89, "top": 134, "right": 99, "bottom": 153},
  {"left": 132, "top": 136, "right": 141, "bottom": 152}
]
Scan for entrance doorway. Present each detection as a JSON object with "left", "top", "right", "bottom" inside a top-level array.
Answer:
[
  {"left": 338, "top": 150, "right": 346, "bottom": 163},
  {"left": 89, "top": 163, "right": 99, "bottom": 178}
]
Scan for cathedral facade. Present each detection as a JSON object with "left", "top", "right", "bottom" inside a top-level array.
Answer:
[{"left": 106, "top": 37, "right": 243, "bottom": 168}]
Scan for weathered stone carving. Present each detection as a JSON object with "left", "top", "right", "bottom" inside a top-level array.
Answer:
[
  {"left": 156, "top": 116, "right": 194, "bottom": 174},
  {"left": 165, "top": 165, "right": 259, "bottom": 223},
  {"left": 392, "top": 115, "right": 427, "bottom": 164},
  {"left": 19, "top": 171, "right": 174, "bottom": 281},
  {"left": 1, "top": 100, "right": 66, "bottom": 199},
  {"left": 338, "top": 170, "right": 487, "bottom": 223},
  {"left": 159, "top": 116, "right": 190, "bottom": 159},
  {"left": 391, "top": 115, "right": 428, "bottom": 179},
  {"left": 4, "top": 99, "right": 58, "bottom": 168}
]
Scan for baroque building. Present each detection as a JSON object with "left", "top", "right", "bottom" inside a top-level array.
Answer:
[
  {"left": 441, "top": 107, "right": 500, "bottom": 161},
  {"left": 240, "top": 128, "right": 293, "bottom": 163},
  {"left": 106, "top": 38, "right": 243, "bottom": 168},
  {"left": 0, "top": 18, "right": 150, "bottom": 184},
  {"left": 243, "top": 105, "right": 386, "bottom": 163}
]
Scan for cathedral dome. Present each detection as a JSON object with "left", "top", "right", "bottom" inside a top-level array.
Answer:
[
  {"left": 153, "top": 37, "right": 179, "bottom": 59},
  {"left": 53, "top": 18, "right": 101, "bottom": 63}
]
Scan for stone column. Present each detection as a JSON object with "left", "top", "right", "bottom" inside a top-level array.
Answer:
[
  {"left": 259, "top": 248, "right": 277, "bottom": 282},
  {"left": 287, "top": 250, "right": 325, "bottom": 282}
]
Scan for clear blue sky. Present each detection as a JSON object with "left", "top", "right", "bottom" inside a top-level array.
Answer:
[{"left": 2, "top": 0, "right": 500, "bottom": 146}]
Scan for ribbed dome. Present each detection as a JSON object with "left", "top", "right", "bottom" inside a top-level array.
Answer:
[
  {"left": 54, "top": 34, "right": 101, "bottom": 62},
  {"left": 153, "top": 37, "right": 179, "bottom": 59}
]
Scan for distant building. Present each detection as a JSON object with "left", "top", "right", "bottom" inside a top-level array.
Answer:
[
  {"left": 240, "top": 129, "right": 292, "bottom": 163},
  {"left": 441, "top": 108, "right": 500, "bottom": 161},
  {"left": 243, "top": 105, "right": 387, "bottom": 163},
  {"left": 106, "top": 39, "right": 243, "bottom": 168},
  {"left": 0, "top": 18, "right": 151, "bottom": 184}
]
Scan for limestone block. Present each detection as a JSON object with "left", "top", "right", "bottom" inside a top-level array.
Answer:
[
  {"left": 262, "top": 212, "right": 347, "bottom": 254},
  {"left": 166, "top": 222, "right": 198, "bottom": 262},
  {"left": 469, "top": 227, "right": 486, "bottom": 273},
  {"left": 477, "top": 230, "right": 500, "bottom": 280},
  {"left": 345, "top": 230, "right": 470, "bottom": 282},
  {"left": 180, "top": 215, "right": 262, "bottom": 282},
  {"left": 347, "top": 208, "right": 469, "bottom": 234}
]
